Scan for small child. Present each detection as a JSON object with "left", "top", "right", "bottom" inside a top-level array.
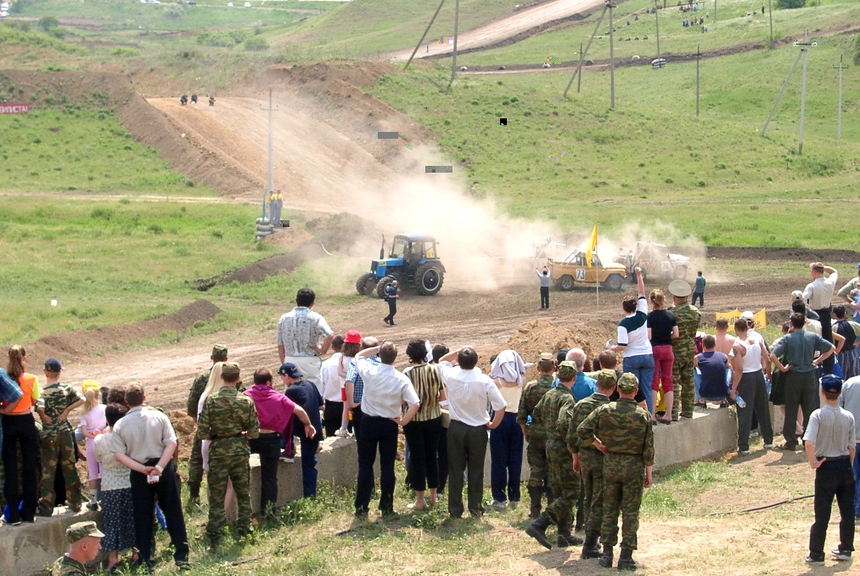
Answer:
[
  {"left": 79, "top": 379, "right": 107, "bottom": 511},
  {"left": 37, "top": 358, "right": 85, "bottom": 516}
]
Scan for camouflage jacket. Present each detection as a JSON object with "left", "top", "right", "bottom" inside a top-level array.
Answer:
[
  {"left": 198, "top": 386, "right": 259, "bottom": 458},
  {"left": 51, "top": 555, "right": 86, "bottom": 576},
  {"left": 566, "top": 392, "right": 612, "bottom": 454},
  {"left": 577, "top": 398, "right": 654, "bottom": 466},
  {"left": 40, "top": 383, "right": 84, "bottom": 436},
  {"left": 533, "top": 385, "right": 575, "bottom": 445},
  {"left": 187, "top": 366, "right": 213, "bottom": 419},
  {"left": 517, "top": 375, "right": 554, "bottom": 441},
  {"left": 670, "top": 301, "right": 702, "bottom": 357}
]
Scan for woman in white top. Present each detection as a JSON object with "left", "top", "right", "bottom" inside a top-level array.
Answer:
[
  {"left": 94, "top": 403, "right": 138, "bottom": 570},
  {"left": 610, "top": 268, "right": 655, "bottom": 414}
]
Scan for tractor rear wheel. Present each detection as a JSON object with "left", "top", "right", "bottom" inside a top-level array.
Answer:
[
  {"left": 356, "top": 273, "right": 376, "bottom": 296},
  {"left": 558, "top": 275, "right": 575, "bottom": 291},
  {"left": 414, "top": 263, "right": 444, "bottom": 296},
  {"left": 376, "top": 276, "right": 396, "bottom": 299},
  {"left": 673, "top": 266, "right": 687, "bottom": 280},
  {"left": 604, "top": 274, "right": 624, "bottom": 292}
]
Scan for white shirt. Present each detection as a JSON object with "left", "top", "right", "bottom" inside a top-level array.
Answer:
[
  {"left": 617, "top": 297, "right": 652, "bottom": 357},
  {"left": 356, "top": 358, "right": 419, "bottom": 419},
  {"left": 94, "top": 431, "right": 131, "bottom": 491},
  {"left": 803, "top": 272, "right": 838, "bottom": 310},
  {"left": 489, "top": 350, "right": 527, "bottom": 387},
  {"left": 111, "top": 406, "right": 177, "bottom": 463},
  {"left": 276, "top": 306, "right": 333, "bottom": 357},
  {"left": 320, "top": 352, "right": 344, "bottom": 402},
  {"left": 439, "top": 361, "right": 506, "bottom": 427},
  {"left": 803, "top": 319, "right": 822, "bottom": 336},
  {"left": 840, "top": 376, "right": 860, "bottom": 442},
  {"left": 803, "top": 404, "right": 855, "bottom": 458}
]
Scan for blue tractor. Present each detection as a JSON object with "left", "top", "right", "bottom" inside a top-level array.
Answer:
[{"left": 356, "top": 234, "right": 446, "bottom": 298}]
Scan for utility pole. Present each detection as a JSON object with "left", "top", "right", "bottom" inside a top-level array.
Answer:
[
  {"left": 714, "top": 0, "right": 716, "bottom": 23},
  {"left": 260, "top": 87, "right": 278, "bottom": 220},
  {"left": 762, "top": 34, "right": 816, "bottom": 154},
  {"left": 696, "top": 45, "right": 700, "bottom": 116},
  {"left": 564, "top": 5, "right": 609, "bottom": 97},
  {"left": 577, "top": 42, "right": 584, "bottom": 93},
  {"left": 449, "top": 0, "right": 460, "bottom": 87},
  {"left": 608, "top": 0, "right": 617, "bottom": 109},
  {"left": 405, "top": 0, "right": 446, "bottom": 70},
  {"left": 655, "top": 1, "right": 661, "bottom": 58},
  {"left": 767, "top": 0, "right": 774, "bottom": 49},
  {"left": 833, "top": 56, "right": 848, "bottom": 140}
]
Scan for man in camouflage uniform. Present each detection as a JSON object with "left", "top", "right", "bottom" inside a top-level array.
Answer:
[
  {"left": 526, "top": 361, "right": 584, "bottom": 549},
  {"left": 37, "top": 358, "right": 85, "bottom": 516},
  {"left": 51, "top": 520, "right": 104, "bottom": 576},
  {"left": 186, "top": 344, "right": 228, "bottom": 504},
  {"left": 517, "top": 352, "right": 556, "bottom": 519},
  {"left": 197, "top": 362, "right": 259, "bottom": 549},
  {"left": 578, "top": 373, "right": 654, "bottom": 570},
  {"left": 568, "top": 368, "right": 617, "bottom": 559},
  {"left": 669, "top": 280, "right": 701, "bottom": 420}
]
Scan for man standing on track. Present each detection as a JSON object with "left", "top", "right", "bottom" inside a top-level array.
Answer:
[
  {"left": 186, "top": 344, "right": 228, "bottom": 505},
  {"left": 803, "top": 262, "right": 838, "bottom": 373},
  {"left": 692, "top": 271, "right": 706, "bottom": 308},
  {"left": 277, "top": 287, "right": 334, "bottom": 394},
  {"left": 383, "top": 280, "right": 399, "bottom": 326}
]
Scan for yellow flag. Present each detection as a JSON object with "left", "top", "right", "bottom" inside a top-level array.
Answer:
[{"left": 585, "top": 224, "right": 598, "bottom": 267}]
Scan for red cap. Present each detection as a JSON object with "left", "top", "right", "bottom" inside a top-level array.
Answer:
[{"left": 345, "top": 329, "right": 361, "bottom": 344}]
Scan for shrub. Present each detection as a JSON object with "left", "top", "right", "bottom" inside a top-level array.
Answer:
[
  {"left": 38, "top": 16, "right": 60, "bottom": 31},
  {"left": 776, "top": 0, "right": 805, "bottom": 8},
  {"left": 163, "top": 4, "right": 186, "bottom": 19},
  {"left": 244, "top": 36, "right": 269, "bottom": 51}
]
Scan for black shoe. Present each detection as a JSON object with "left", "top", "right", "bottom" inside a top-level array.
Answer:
[
  {"left": 354, "top": 508, "right": 368, "bottom": 520},
  {"left": 617, "top": 548, "right": 637, "bottom": 571},
  {"left": 598, "top": 545, "right": 613, "bottom": 568},
  {"left": 525, "top": 515, "right": 553, "bottom": 550},
  {"left": 557, "top": 533, "right": 584, "bottom": 547},
  {"left": 805, "top": 554, "right": 825, "bottom": 565},
  {"left": 582, "top": 535, "right": 602, "bottom": 559},
  {"left": 831, "top": 548, "right": 852, "bottom": 561}
]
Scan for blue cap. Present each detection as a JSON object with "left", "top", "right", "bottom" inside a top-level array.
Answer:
[
  {"left": 278, "top": 363, "right": 303, "bottom": 378},
  {"left": 820, "top": 374, "right": 842, "bottom": 393},
  {"left": 44, "top": 358, "right": 63, "bottom": 372}
]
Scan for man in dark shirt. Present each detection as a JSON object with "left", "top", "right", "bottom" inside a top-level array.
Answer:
[
  {"left": 280, "top": 363, "right": 324, "bottom": 498},
  {"left": 771, "top": 313, "right": 835, "bottom": 450}
]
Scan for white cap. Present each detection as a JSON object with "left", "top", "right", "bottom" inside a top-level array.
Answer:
[{"left": 791, "top": 290, "right": 803, "bottom": 301}]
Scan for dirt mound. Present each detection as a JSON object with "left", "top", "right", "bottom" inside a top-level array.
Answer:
[
  {"left": 477, "top": 318, "right": 613, "bottom": 379},
  {"left": 168, "top": 410, "right": 197, "bottom": 461},
  {"left": 198, "top": 213, "right": 381, "bottom": 289},
  {"left": 29, "top": 299, "right": 222, "bottom": 362}
]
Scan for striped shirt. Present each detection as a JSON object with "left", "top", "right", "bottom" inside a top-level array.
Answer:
[{"left": 403, "top": 363, "right": 444, "bottom": 422}]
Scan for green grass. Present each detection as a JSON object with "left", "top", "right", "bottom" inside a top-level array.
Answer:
[
  {"left": 365, "top": 35, "right": 860, "bottom": 247},
  {"left": 0, "top": 109, "right": 213, "bottom": 194},
  {"left": 455, "top": 0, "right": 860, "bottom": 67}
]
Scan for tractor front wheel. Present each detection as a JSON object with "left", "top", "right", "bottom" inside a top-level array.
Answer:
[
  {"left": 414, "top": 263, "right": 444, "bottom": 296},
  {"left": 376, "top": 276, "right": 396, "bottom": 299},
  {"left": 356, "top": 273, "right": 376, "bottom": 296}
]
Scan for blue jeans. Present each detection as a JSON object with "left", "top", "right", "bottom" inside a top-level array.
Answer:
[
  {"left": 623, "top": 354, "right": 655, "bottom": 413},
  {"left": 854, "top": 442, "right": 860, "bottom": 516},
  {"left": 489, "top": 412, "right": 523, "bottom": 503}
]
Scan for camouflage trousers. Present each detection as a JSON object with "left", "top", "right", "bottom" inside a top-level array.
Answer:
[
  {"left": 206, "top": 454, "right": 251, "bottom": 542},
  {"left": 544, "top": 438, "right": 579, "bottom": 526},
  {"left": 38, "top": 429, "right": 82, "bottom": 511},
  {"left": 672, "top": 354, "right": 696, "bottom": 419},
  {"left": 601, "top": 453, "right": 644, "bottom": 550},
  {"left": 526, "top": 435, "right": 547, "bottom": 489},
  {"left": 188, "top": 431, "right": 204, "bottom": 488},
  {"left": 579, "top": 448, "right": 605, "bottom": 538}
]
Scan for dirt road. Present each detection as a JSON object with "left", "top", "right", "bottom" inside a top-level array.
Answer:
[{"left": 388, "top": 0, "right": 605, "bottom": 62}]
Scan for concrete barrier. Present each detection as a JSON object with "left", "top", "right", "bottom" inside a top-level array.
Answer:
[
  {"left": 8, "top": 410, "right": 739, "bottom": 574},
  {"left": 0, "top": 509, "right": 98, "bottom": 576},
  {"left": 483, "top": 407, "right": 740, "bottom": 483}
]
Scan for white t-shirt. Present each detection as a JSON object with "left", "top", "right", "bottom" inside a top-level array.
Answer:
[
  {"left": 320, "top": 352, "right": 344, "bottom": 402},
  {"left": 617, "top": 297, "right": 652, "bottom": 357},
  {"left": 439, "top": 361, "right": 506, "bottom": 427}
]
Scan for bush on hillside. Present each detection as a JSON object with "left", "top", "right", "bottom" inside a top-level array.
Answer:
[
  {"left": 244, "top": 36, "right": 268, "bottom": 51},
  {"left": 776, "top": 0, "right": 805, "bottom": 8},
  {"left": 164, "top": 4, "right": 186, "bottom": 19},
  {"left": 38, "top": 16, "right": 60, "bottom": 31},
  {"left": 196, "top": 29, "right": 249, "bottom": 47}
]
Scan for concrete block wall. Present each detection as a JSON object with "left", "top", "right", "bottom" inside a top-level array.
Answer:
[{"left": 0, "top": 509, "right": 98, "bottom": 576}]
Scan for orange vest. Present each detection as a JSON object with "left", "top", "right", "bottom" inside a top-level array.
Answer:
[{"left": 9, "top": 373, "right": 38, "bottom": 414}]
